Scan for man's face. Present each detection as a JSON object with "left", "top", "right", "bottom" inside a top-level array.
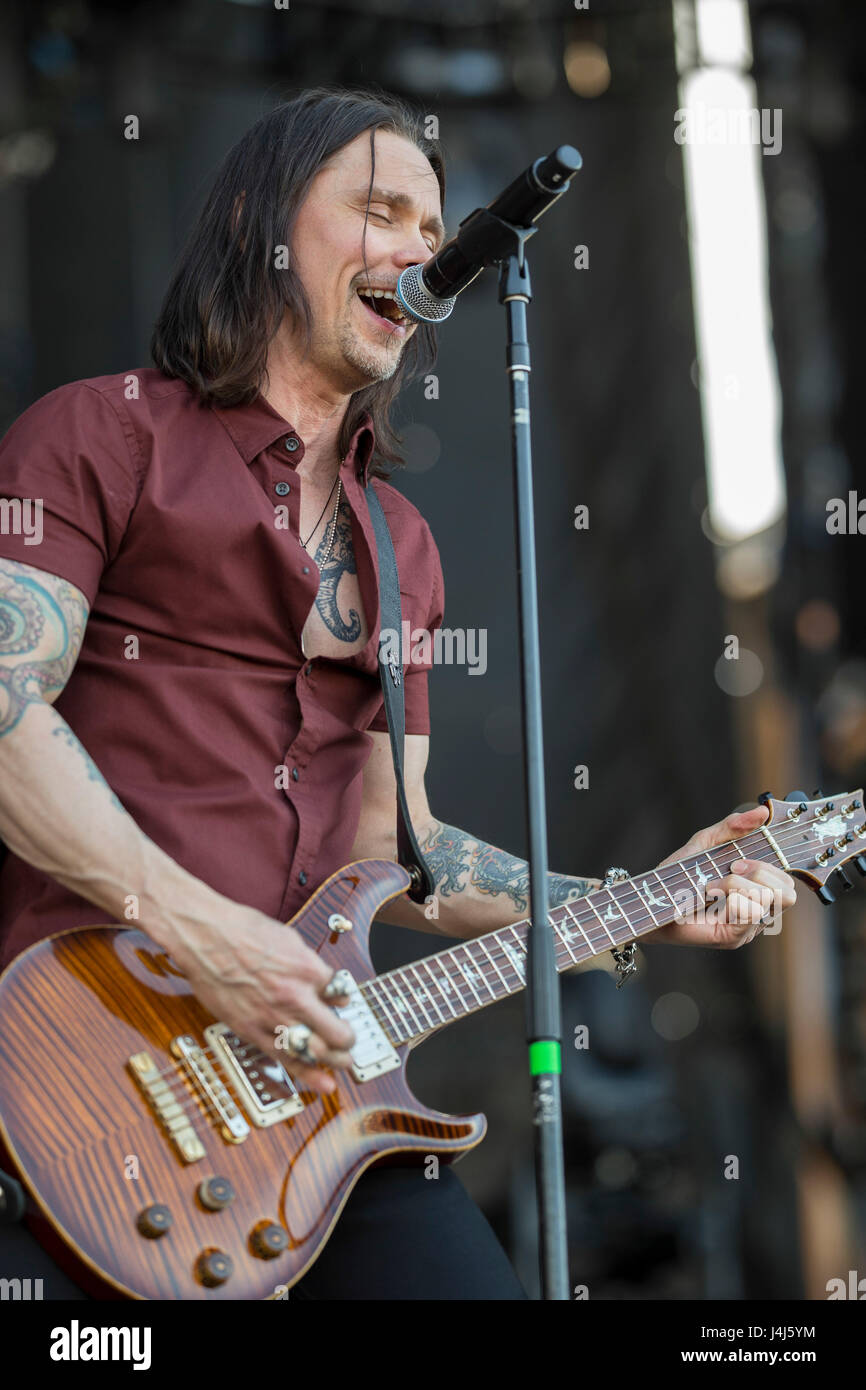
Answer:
[{"left": 287, "top": 128, "right": 445, "bottom": 391}]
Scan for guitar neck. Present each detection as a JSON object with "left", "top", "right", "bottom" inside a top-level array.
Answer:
[{"left": 361, "top": 827, "right": 787, "bottom": 1045}]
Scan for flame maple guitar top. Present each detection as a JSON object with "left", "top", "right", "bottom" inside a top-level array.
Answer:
[{"left": 0, "top": 859, "right": 486, "bottom": 1300}]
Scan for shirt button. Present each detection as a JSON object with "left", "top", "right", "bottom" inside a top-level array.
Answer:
[
  {"left": 275, "top": 481, "right": 291, "bottom": 496},
  {"left": 302, "top": 565, "right": 310, "bottom": 575},
  {"left": 305, "top": 663, "right": 313, "bottom": 675},
  {"left": 291, "top": 767, "right": 299, "bottom": 781},
  {"left": 285, "top": 436, "right": 300, "bottom": 453},
  {"left": 298, "top": 871, "right": 308, "bottom": 886}
]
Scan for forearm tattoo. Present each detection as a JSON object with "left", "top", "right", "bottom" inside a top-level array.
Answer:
[
  {"left": 0, "top": 562, "right": 86, "bottom": 735},
  {"left": 314, "top": 499, "right": 362, "bottom": 643},
  {"left": 0, "top": 560, "right": 123, "bottom": 809},
  {"left": 51, "top": 726, "right": 125, "bottom": 812},
  {"left": 419, "top": 819, "right": 594, "bottom": 913}
]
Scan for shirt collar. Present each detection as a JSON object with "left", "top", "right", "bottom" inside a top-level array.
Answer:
[{"left": 211, "top": 394, "right": 375, "bottom": 486}]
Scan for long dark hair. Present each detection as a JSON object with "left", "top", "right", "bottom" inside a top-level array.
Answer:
[{"left": 151, "top": 86, "right": 445, "bottom": 477}]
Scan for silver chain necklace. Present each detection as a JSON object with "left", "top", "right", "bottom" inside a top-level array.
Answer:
[{"left": 302, "top": 476, "right": 342, "bottom": 568}]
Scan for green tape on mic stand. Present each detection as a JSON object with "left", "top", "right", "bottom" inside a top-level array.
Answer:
[{"left": 529, "top": 1040, "right": 561, "bottom": 1076}]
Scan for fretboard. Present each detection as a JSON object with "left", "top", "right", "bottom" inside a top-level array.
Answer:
[{"left": 360, "top": 828, "right": 786, "bottom": 1045}]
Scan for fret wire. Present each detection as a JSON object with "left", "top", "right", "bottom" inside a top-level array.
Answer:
[
  {"left": 420, "top": 958, "right": 459, "bottom": 1018},
  {"left": 367, "top": 978, "right": 413, "bottom": 1044},
  {"left": 405, "top": 965, "right": 439, "bottom": 1028},
  {"left": 478, "top": 936, "right": 511, "bottom": 992},
  {"left": 424, "top": 954, "right": 472, "bottom": 1015},
  {"left": 463, "top": 940, "right": 498, "bottom": 1001},
  {"left": 562, "top": 899, "right": 603, "bottom": 952},
  {"left": 486, "top": 931, "right": 513, "bottom": 989},
  {"left": 552, "top": 914, "right": 580, "bottom": 965},
  {"left": 415, "top": 963, "right": 448, "bottom": 1025},
  {"left": 467, "top": 934, "right": 500, "bottom": 1000},
  {"left": 449, "top": 947, "right": 483, "bottom": 1006},
  {"left": 359, "top": 978, "right": 397, "bottom": 1036},
  {"left": 580, "top": 896, "right": 617, "bottom": 947},
  {"left": 358, "top": 980, "right": 399, "bottom": 1039},
  {"left": 555, "top": 902, "right": 625, "bottom": 952},
  {"left": 651, "top": 868, "right": 679, "bottom": 915},
  {"left": 595, "top": 886, "right": 641, "bottom": 938},
  {"left": 504, "top": 926, "right": 528, "bottom": 985},
  {"left": 678, "top": 860, "right": 705, "bottom": 911},
  {"left": 397, "top": 967, "right": 428, "bottom": 1034},
  {"left": 368, "top": 977, "right": 413, "bottom": 1042},
  {"left": 630, "top": 875, "right": 666, "bottom": 926},
  {"left": 389, "top": 972, "right": 424, "bottom": 1034}
]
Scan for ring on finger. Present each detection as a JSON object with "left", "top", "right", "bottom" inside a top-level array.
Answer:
[
  {"left": 322, "top": 969, "right": 352, "bottom": 1002},
  {"left": 284, "top": 1023, "right": 317, "bottom": 1066}
]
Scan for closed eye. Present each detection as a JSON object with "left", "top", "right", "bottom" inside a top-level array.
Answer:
[{"left": 369, "top": 209, "right": 436, "bottom": 251}]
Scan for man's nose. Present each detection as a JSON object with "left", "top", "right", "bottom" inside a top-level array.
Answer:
[{"left": 395, "top": 228, "right": 434, "bottom": 269}]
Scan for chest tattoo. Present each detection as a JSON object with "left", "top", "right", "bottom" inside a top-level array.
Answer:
[{"left": 312, "top": 499, "right": 362, "bottom": 643}]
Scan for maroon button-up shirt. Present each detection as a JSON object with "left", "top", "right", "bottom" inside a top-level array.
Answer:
[{"left": 0, "top": 368, "right": 443, "bottom": 966}]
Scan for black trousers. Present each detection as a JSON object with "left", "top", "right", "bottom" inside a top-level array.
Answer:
[{"left": 0, "top": 1164, "right": 528, "bottom": 1301}]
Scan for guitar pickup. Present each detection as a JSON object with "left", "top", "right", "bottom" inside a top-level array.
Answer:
[
  {"left": 333, "top": 973, "right": 401, "bottom": 1082},
  {"left": 205, "top": 1024, "right": 305, "bottom": 1128}
]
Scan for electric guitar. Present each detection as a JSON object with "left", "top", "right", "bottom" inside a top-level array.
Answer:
[{"left": 0, "top": 788, "right": 862, "bottom": 1299}]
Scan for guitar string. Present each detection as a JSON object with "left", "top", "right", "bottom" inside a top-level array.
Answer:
[{"left": 137, "top": 811, "right": 862, "bottom": 1096}]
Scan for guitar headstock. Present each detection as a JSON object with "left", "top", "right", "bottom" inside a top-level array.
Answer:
[{"left": 758, "top": 788, "right": 866, "bottom": 904}]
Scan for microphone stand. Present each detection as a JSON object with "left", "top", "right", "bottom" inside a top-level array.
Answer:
[{"left": 455, "top": 207, "right": 570, "bottom": 1299}]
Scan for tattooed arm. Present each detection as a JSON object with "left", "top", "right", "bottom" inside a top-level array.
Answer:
[
  {"left": 0, "top": 557, "right": 201, "bottom": 913},
  {"left": 351, "top": 731, "right": 600, "bottom": 938}
]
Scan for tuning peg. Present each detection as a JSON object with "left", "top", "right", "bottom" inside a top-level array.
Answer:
[
  {"left": 785, "top": 790, "right": 810, "bottom": 802},
  {"left": 816, "top": 884, "right": 836, "bottom": 906},
  {"left": 834, "top": 867, "right": 855, "bottom": 893},
  {"left": 853, "top": 855, "right": 866, "bottom": 878}
]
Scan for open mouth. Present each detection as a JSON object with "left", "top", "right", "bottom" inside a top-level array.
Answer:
[{"left": 355, "top": 286, "right": 410, "bottom": 333}]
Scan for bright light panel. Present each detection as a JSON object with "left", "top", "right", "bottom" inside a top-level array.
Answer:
[{"left": 677, "top": 4, "right": 786, "bottom": 544}]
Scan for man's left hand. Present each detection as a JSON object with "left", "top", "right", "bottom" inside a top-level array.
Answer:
[{"left": 650, "top": 805, "right": 798, "bottom": 948}]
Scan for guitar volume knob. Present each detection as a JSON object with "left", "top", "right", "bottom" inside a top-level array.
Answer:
[
  {"left": 137, "top": 1204, "right": 172, "bottom": 1238},
  {"left": 196, "top": 1248, "right": 233, "bottom": 1286},
  {"left": 250, "top": 1221, "right": 290, "bottom": 1259},
  {"left": 198, "top": 1175, "right": 236, "bottom": 1211}
]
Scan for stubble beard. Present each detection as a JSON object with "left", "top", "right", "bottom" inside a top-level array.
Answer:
[{"left": 334, "top": 303, "right": 404, "bottom": 386}]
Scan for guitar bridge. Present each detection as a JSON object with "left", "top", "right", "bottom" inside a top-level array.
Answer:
[{"left": 128, "top": 1051, "right": 206, "bottom": 1164}]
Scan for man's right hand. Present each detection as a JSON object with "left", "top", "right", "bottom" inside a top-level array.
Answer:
[{"left": 168, "top": 909, "right": 356, "bottom": 1096}]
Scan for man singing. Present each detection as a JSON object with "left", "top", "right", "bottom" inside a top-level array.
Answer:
[{"left": 0, "top": 87, "right": 796, "bottom": 1299}]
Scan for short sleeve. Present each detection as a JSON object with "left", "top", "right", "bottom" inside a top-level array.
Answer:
[
  {"left": 368, "top": 519, "right": 445, "bottom": 737},
  {"left": 0, "top": 382, "right": 141, "bottom": 606}
]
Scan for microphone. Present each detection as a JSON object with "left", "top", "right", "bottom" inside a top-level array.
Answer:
[{"left": 395, "top": 145, "right": 582, "bottom": 325}]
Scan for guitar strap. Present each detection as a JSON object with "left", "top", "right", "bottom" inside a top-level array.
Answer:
[{"left": 364, "top": 480, "right": 435, "bottom": 905}]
